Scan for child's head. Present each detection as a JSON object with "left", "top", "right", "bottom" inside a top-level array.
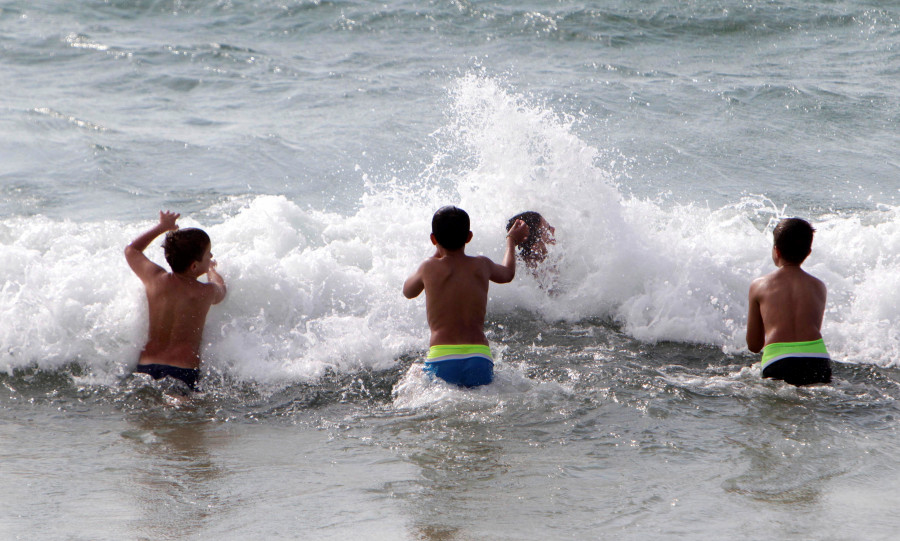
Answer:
[
  {"left": 163, "top": 228, "right": 211, "bottom": 273},
  {"left": 773, "top": 218, "right": 815, "bottom": 264},
  {"left": 432, "top": 206, "right": 470, "bottom": 250},
  {"left": 507, "top": 211, "right": 554, "bottom": 263}
]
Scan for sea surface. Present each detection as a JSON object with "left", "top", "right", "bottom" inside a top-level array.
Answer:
[{"left": 3, "top": 1, "right": 900, "bottom": 539}]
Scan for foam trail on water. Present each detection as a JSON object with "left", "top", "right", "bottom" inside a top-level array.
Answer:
[{"left": 4, "top": 73, "right": 900, "bottom": 383}]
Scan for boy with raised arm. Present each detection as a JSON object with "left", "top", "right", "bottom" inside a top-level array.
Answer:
[
  {"left": 403, "top": 206, "right": 529, "bottom": 387},
  {"left": 746, "top": 217, "right": 832, "bottom": 385},
  {"left": 125, "top": 211, "right": 226, "bottom": 391}
]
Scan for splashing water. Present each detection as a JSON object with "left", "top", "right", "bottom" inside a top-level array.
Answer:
[{"left": 4, "top": 74, "right": 900, "bottom": 386}]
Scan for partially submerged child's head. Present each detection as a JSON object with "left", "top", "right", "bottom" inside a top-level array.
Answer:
[
  {"left": 164, "top": 228, "right": 211, "bottom": 273},
  {"left": 773, "top": 217, "right": 815, "bottom": 264},
  {"left": 507, "top": 211, "right": 554, "bottom": 265},
  {"left": 507, "top": 211, "right": 544, "bottom": 259},
  {"left": 432, "top": 206, "right": 470, "bottom": 251}
]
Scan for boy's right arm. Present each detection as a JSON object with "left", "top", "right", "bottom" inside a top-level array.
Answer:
[
  {"left": 403, "top": 262, "right": 426, "bottom": 299},
  {"left": 125, "top": 211, "right": 180, "bottom": 282},
  {"left": 746, "top": 278, "right": 765, "bottom": 353}
]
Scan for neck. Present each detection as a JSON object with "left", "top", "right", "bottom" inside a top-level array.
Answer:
[
  {"left": 174, "top": 270, "right": 199, "bottom": 280},
  {"left": 437, "top": 246, "right": 466, "bottom": 257}
]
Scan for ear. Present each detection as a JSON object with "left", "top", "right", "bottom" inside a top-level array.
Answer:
[
  {"left": 465, "top": 231, "right": 473, "bottom": 244},
  {"left": 188, "top": 260, "right": 202, "bottom": 276},
  {"left": 430, "top": 233, "right": 438, "bottom": 246}
]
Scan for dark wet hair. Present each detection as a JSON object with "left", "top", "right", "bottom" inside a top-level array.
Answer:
[
  {"left": 773, "top": 217, "right": 814, "bottom": 264},
  {"left": 507, "top": 211, "right": 544, "bottom": 259},
  {"left": 432, "top": 206, "right": 470, "bottom": 251},
  {"left": 163, "top": 228, "right": 210, "bottom": 273}
]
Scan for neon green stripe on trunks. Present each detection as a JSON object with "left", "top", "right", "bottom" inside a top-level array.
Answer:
[
  {"left": 761, "top": 338, "right": 829, "bottom": 370},
  {"left": 427, "top": 344, "right": 492, "bottom": 360}
]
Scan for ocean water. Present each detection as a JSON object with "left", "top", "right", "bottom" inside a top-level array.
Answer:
[{"left": 3, "top": 1, "right": 900, "bottom": 539}]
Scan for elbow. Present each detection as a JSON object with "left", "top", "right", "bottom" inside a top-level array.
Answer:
[
  {"left": 746, "top": 337, "right": 763, "bottom": 354},
  {"left": 402, "top": 287, "right": 418, "bottom": 299},
  {"left": 492, "top": 265, "right": 515, "bottom": 284},
  {"left": 402, "top": 279, "right": 423, "bottom": 299},
  {"left": 212, "top": 286, "right": 227, "bottom": 305}
]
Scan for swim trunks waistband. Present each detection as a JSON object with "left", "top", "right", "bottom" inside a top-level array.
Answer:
[
  {"left": 135, "top": 363, "right": 200, "bottom": 390},
  {"left": 761, "top": 339, "right": 830, "bottom": 370},
  {"left": 426, "top": 344, "right": 493, "bottom": 361},
  {"left": 425, "top": 344, "right": 493, "bottom": 388}
]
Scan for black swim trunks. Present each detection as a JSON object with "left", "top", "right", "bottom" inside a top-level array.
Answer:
[
  {"left": 135, "top": 363, "right": 200, "bottom": 390},
  {"left": 762, "top": 357, "right": 832, "bottom": 386}
]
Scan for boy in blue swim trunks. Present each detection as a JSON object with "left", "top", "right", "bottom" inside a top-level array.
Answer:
[
  {"left": 403, "top": 206, "right": 529, "bottom": 387},
  {"left": 747, "top": 217, "right": 832, "bottom": 386},
  {"left": 125, "top": 211, "right": 227, "bottom": 391}
]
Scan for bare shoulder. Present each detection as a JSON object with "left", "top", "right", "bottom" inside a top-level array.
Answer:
[
  {"left": 199, "top": 280, "right": 226, "bottom": 304},
  {"left": 419, "top": 255, "right": 445, "bottom": 275},
  {"left": 806, "top": 271, "right": 827, "bottom": 294},
  {"left": 473, "top": 254, "right": 493, "bottom": 265},
  {"left": 748, "top": 273, "right": 771, "bottom": 297},
  {"left": 473, "top": 254, "right": 497, "bottom": 272},
  {"left": 805, "top": 269, "right": 825, "bottom": 285}
]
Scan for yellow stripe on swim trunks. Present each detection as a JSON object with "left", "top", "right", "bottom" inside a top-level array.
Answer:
[
  {"left": 760, "top": 338, "right": 829, "bottom": 370},
  {"left": 427, "top": 344, "right": 492, "bottom": 361}
]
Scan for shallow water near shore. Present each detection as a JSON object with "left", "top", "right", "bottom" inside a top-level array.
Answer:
[
  {"left": 4, "top": 0, "right": 900, "bottom": 538},
  {"left": 5, "top": 319, "right": 900, "bottom": 539}
]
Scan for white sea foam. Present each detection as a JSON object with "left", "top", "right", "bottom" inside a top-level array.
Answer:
[{"left": 4, "top": 74, "right": 900, "bottom": 381}]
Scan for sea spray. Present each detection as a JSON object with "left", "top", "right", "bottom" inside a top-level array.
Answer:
[{"left": 5, "top": 75, "right": 900, "bottom": 383}]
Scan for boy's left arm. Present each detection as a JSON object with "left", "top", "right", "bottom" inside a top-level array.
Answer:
[
  {"left": 489, "top": 219, "right": 528, "bottom": 284},
  {"left": 125, "top": 211, "right": 179, "bottom": 282},
  {"left": 206, "top": 260, "right": 227, "bottom": 304}
]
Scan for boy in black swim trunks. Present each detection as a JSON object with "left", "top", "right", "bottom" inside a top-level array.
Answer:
[
  {"left": 125, "top": 211, "right": 226, "bottom": 390},
  {"left": 746, "top": 217, "right": 832, "bottom": 386}
]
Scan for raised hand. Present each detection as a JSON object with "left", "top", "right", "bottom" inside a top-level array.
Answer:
[
  {"left": 507, "top": 219, "right": 529, "bottom": 246},
  {"left": 158, "top": 210, "right": 181, "bottom": 232}
]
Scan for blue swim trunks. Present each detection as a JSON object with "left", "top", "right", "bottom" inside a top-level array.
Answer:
[{"left": 424, "top": 344, "right": 494, "bottom": 388}]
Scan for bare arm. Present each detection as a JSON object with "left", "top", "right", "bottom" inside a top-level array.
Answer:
[
  {"left": 489, "top": 219, "right": 528, "bottom": 284},
  {"left": 403, "top": 262, "right": 426, "bottom": 299},
  {"left": 746, "top": 279, "right": 765, "bottom": 353},
  {"left": 125, "top": 211, "right": 180, "bottom": 282},
  {"left": 206, "top": 260, "right": 227, "bottom": 304}
]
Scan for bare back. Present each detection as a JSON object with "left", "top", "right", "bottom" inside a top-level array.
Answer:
[
  {"left": 140, "top": 274, "right": 219, "bottom": 369},
  {"left": 419, "top": 254, "right": 493, "bottom": 346},
  {"left": 125, "top": 211, "right": 226, "bottom": 370},
  {"left": 747, "top": 266, "right": 826, "bottom": 352},
  {"left": 403, "top": 218, "right": 526, "bottom": 347}
]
